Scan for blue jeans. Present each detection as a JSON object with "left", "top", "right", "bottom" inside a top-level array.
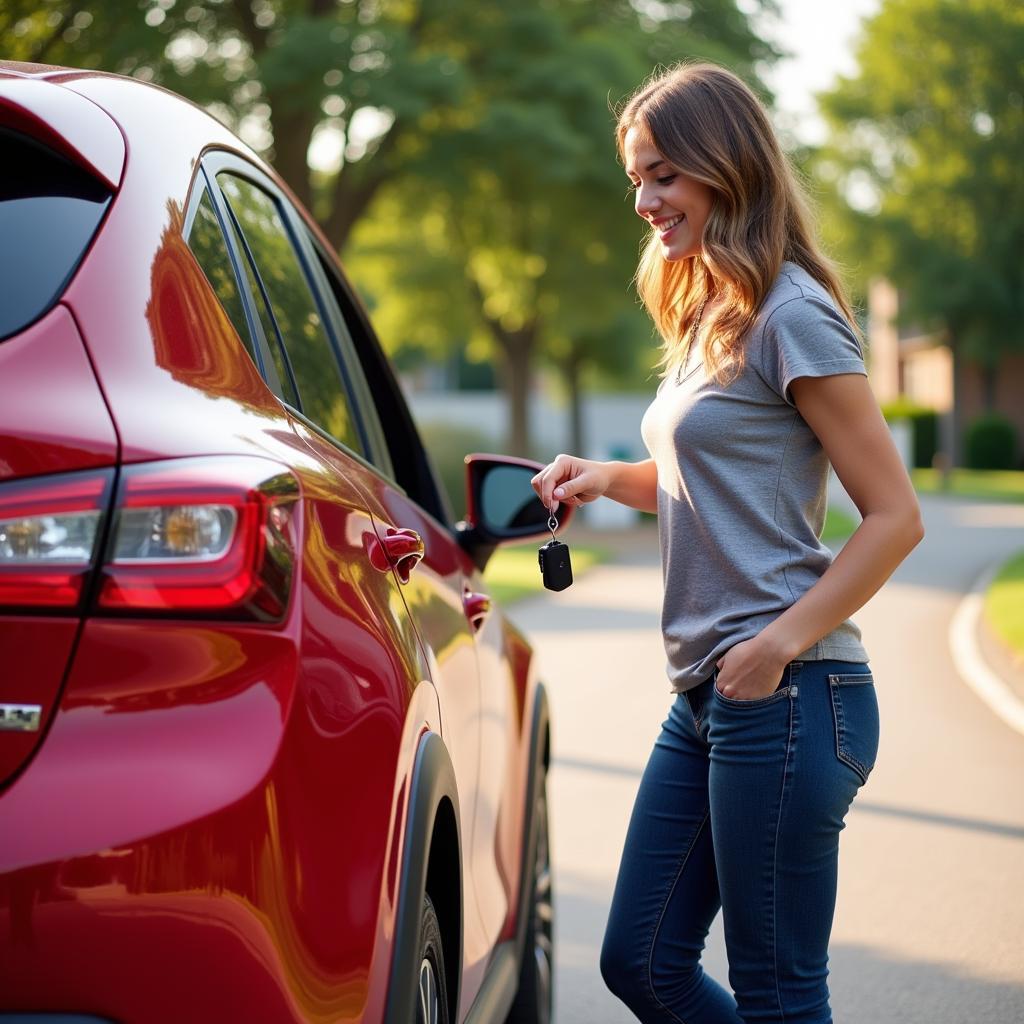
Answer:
[{"left": 600, "top": 659, "right": 879, "bottom": 1024}]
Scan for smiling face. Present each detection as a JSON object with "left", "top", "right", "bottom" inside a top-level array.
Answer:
[{"left": 623, "top": 125, "right": 714, "bottom": 262}]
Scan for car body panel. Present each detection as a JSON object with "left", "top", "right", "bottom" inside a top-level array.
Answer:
[
  {"left": 0, "top": 305, "right": 119, "bottom": 482},
  {"left": 349, "top": 469, "right": 495, "bottom": 1014},
  {"left": 0, "top": 304, "right": 119, "bottom": 788}
]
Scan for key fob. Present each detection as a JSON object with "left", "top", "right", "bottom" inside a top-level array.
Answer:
[{"left": 538, "top": 538, "right": 573, "bottom": 592}]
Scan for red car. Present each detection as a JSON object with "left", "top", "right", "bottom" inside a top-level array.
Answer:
[{"left": 0, "top": 61, "right": 569, "bottom": 1024}]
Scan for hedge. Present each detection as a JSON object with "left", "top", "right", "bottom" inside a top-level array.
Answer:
[{"left": 879, "top": 399, "right": 939, "bottom": 469}]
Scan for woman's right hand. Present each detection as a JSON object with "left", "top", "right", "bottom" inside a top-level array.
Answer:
[{"left": 531, "top": 454, "right": 613, "bottom": 513}]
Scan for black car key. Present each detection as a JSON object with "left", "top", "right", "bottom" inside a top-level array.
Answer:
[{"left": 538, "top": 508, "right": 573, "bottom": 592}]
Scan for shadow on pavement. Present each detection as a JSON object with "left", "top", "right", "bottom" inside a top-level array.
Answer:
[{"left": 553, "top": 871, "right": 1024, "bottom": 1023}]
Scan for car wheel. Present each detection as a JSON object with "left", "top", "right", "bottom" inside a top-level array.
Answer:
[
  {"left": 417, "top": 893, "right": 450, "bottom": 1024},
  {"left": 506, "top": 766, "right": 554, "bottom": 1024}
]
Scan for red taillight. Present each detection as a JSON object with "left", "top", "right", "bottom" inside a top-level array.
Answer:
[
  {"left": 0, "top": 469, "right": 114, "bottom": 609},
  {"left": 97, "top": 457, "right": 300, "bottom": 620},
  {"left": 0, "top": 458, "right": 300, "bottom": 620}
]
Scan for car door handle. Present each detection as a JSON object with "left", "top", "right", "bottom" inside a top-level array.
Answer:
[
  {"left": 370, "top": 526, "right": 424, "bottom": 584},
  {"left": 462, "top": 589, "right": 492, "bottom": 631}
]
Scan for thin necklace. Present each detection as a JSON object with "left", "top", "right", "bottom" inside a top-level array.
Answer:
[{"left": 675, "top": 294, "right": 709, "bottom": 384}]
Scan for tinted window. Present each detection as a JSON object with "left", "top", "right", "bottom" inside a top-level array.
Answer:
[
  {"left": 219, "top": 202, "right": 300, "bottom": 407},
  {"left": 310, "top": 242, "right": 453, "bottom": 526},
  {"left": 0, "top": 129, "right": 110, "bottom": 340},
  {"left": 185, "top": 191, "right": 257, "bottom": 366},
  {"left": 218, "top": 174, "right": 362, "bottom": 454}
]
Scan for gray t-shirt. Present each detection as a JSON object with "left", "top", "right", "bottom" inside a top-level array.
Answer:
[{"left": 640, "top": 260, "right": 870, "bottom": 694}]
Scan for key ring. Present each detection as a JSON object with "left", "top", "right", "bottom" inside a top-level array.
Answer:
[{"left": 547, "top": 509, "right": 558, "bottom": 541}]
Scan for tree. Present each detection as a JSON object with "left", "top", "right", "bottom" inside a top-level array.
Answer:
[
  {"left": 346, "top": 0, "right": 781, "bottom": 454},
  {"left": 814, "top": 0, "right": 1024, "bottom": 426},
  {"left": 1, "top": 0, "right": 470, "bottom": 251}
]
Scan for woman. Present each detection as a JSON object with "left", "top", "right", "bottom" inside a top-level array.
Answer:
[{"left": 530, "top": 62, "right": 924, "bottom": 1023}]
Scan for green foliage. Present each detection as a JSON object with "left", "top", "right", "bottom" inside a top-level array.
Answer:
[
  {"left": 878, "top": 399, "right": 940, "bottom": 468},
  {"left": 965, "top": 413, "right": 1018, "bottom": 470},
  {"left": 342, "top": 1, "right": 781, "bottom": 451},
  {"left": 814, "top": 0, "right": 1024, "bottom": 371}
]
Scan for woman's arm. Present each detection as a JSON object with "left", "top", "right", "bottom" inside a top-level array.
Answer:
[
  {"left": 602, "top": 459, "right": 659, "bottom": 513},
  {"left": 717, "top": 372, "right": 924, "bottom": 696},
  {"left": 531, "top": 456, "right": 659, "bottom": 514}
]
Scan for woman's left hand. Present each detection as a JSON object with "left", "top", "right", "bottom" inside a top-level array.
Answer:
[{"left": 714, "top": 636, "right": 791, "bottom": 701}]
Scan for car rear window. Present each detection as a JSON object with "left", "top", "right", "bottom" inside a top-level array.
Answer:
[{"left": 0, "top": 128, "right": 111, "bottom": 341}]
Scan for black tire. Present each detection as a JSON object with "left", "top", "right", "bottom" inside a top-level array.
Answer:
[
  {"left": 416, "top": 893, "right": 450, "bottom": 1024},
  {"left": 506, "top": 767, "right": 554, "bottom": 1024}
]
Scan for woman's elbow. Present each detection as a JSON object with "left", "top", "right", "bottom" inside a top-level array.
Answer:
[
  {"left": 865, "top": 504, "right": 925, "bottom": 551},
  {"left": 903, "top": 506, "right": 926, "bottom": 550}
]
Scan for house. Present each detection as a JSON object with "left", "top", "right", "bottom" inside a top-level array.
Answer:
[{"left": 867, "top": 278, "right": 1024, "bottom": 468}]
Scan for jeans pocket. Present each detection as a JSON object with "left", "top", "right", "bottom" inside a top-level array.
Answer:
[
  {"left": 828, "top": 672, "right": 880, "bottom": 785},
  {"left": 711, "top": 663, "right": 796, "bottom": 708}
]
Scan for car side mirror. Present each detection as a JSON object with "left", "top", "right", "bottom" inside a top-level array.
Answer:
[{"left": 455, "top": 453, "right": 576, "bottom": 572}]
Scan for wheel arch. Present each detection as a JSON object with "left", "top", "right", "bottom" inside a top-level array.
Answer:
[{"left": 384, "top": 730, "right": 462, "bottom": 1024}]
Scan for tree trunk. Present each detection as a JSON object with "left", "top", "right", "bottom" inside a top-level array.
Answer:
[
  {"left": 499, "top": 331, "right": 534, "bottom": 458},
  {"left": 465, "top": 276, "right": 538, "bottom": 457},
  {"left": 268, "top": 108, "right": 316, "bottom": 211},
  {"left": 321, "top": 123, "right": 403, "bottom": 252},
  {"left": 563, "top": 347, "right": 584, "bottom": 457}
]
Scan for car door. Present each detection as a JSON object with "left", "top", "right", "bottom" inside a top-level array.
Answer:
[
  {"left": 200, "top": 159, "right": 503, "bottom": 995},
  {"left": 285, "top": 225, "right": 519, "bottom": 979}
]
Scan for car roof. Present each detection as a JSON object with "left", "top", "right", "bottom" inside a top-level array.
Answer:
[{"left": 0, "top": 60, "right": 273, "bottom": 181}]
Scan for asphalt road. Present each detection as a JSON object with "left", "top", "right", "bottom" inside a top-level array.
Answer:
[{"left": 507, "top": 491, "right": 1024, "bottom": 1023}]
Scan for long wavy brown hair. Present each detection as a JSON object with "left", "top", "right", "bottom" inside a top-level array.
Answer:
[{"left": 615, "top": 61, "right": 863, "bottom": 385}]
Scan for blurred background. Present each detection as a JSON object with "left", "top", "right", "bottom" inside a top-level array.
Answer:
[{"left": 3, "top": 0, "right": 1021, "bottom": 521}]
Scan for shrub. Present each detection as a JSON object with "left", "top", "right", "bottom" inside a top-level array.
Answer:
[
  {"left": 965, "top": 413, "right": 1018, "bottom": 470},
  {"left": 418, "top": 421, "right": 502, "bottom": 522},
  {"left": 879, "top": 399, "right": 939, "bottom": 469}
]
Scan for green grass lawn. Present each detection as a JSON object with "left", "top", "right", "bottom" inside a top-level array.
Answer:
[
  {"left": 911, "top": 468, "right": 1024, "bottom": 503},
  {"left": 483, "top": 543, "right": 610, "bottom": 605},
  {"left": 985, "top": 549, "right": 1024, "bottom": 658}
]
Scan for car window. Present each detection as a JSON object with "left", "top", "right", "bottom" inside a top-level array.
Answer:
[
  {"left": 307, "top": 239, "right": 454, "bottom": 528},
  {"left": 217, "top": 199, "right": 300, "bottom": 407},
  {"left": 185, "top": 190, "right": 258, "bottom": 367},
  {"left": 0, "top": 128, "right": 110, "bottom": 341},
  {"left": 217, "top": 173, "right": 362, "bottom": 456}
]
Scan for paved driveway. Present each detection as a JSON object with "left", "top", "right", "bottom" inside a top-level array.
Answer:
[{"left": 507, "top": 493, "right": 1024, "bottom": 1022}]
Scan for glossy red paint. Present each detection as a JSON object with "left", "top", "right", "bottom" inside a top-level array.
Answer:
[
  {"left": 0, "top": 619, "right": 79, "bottom": 789},
  {"left": 0, "top": 305, "right": 118, "bottom": 482},
  {"left": 0, "top": 62, "right": 547, "bottom": 1024}
]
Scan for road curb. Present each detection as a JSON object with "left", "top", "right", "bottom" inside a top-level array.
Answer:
[{"left": 949, "top": 559, "right": 1024, "bottom": 737}]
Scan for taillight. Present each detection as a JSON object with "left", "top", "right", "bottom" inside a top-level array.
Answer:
[
  {"left": 0, "top": 469, "right": 114, "bottom": 609},
  {"left": 0, "top": 458, "right": 299, "bottom": 620},
  {"left": 97, "top": 457, "right": 300, "bottom": 620}
]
